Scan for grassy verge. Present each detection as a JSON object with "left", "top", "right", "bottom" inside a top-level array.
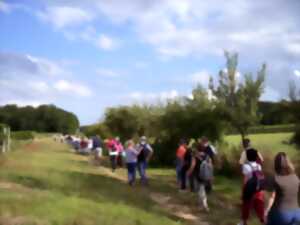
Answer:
[{"left": 0, "top": 138, "right": 184, "bottom": 225}]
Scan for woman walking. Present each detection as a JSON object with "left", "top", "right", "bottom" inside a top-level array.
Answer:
[
  {"left": 265, "top": 152, "right": 300, "bottom": 225},
  {"left": 125, "top": 140, "right": 139, "bottom": 186}
]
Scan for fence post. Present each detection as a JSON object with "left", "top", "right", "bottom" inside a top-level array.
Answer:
[{"left": 1, "top": 126, "right": 4, "bottom": 153}]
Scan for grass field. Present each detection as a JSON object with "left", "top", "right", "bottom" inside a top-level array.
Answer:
[
  {"left": 225, "top": 132, "right": 297, "bottom": 156},
  {"left": 0, "top": 133, "right": 298, "bottom": 225}
]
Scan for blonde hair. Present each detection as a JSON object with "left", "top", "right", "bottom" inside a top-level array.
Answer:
[{"left": 126, "top": 139, "right": 135, "bottom": 148}]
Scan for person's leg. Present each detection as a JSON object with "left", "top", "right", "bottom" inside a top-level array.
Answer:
[
  {"left": 241, "top": 199, "right": 252, "bottom": 225},
  {"left": 132, "top": 163, "right": 136, "bottom": 184},
  {"left": 111, "top": 155, "right": 117, "bottom": 171},
  {"left": 176, "top": 158, "right": 182, "bottom": 184},
  {"left": 127, "top": 163, "right": 132, "bottom": 184},
  {"left": 140, "top": 161, "right": 148, "bottom": 184},
  {"left": 198, "top": 183, "right": 209, "bottom": 211},
  {"left": 137, "top": 161, "right": 142, "bottom": 179},
  {"left": 205, "top": 181, "right": 212, "bottom": 194},
  {"left": 189, "top": 173, "right": 195, "bottom": 192},
  {"left": 181, "top": 167, "right": 187, "bottom": 190},
  {"left": 127, "top": 163, "right": 135, "bottom": 185},
  {"left": 253, "top": 195, "right": 265, "bottom": 224}
]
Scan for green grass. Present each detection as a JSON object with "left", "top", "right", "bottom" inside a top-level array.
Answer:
[
  {"left": 225, "top": 132, "right": 297, "bottom": 156},
  {"left": 0, "top": 138, "right": 183, "bottom": 225}
]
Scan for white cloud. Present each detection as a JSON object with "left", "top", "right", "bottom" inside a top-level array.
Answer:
[
  {"left": 26, "top": 55, "right": 66, "bottom": 76},
  {"left": 37, "top": 6, "right": 94, "bottom": 29},
  {"left": 0, "top": 1, "right": 11, "bottom": 13},
  {"left": 96, "top": 35, "right": 118, "bottom": 50},
  {"left": 96, "top": 68, "right": 119, "bottom": 77},
  {"left": 28, "top": 81, "right": 49, "bottom": 93},
  {"left": 294, "top": 69, "right": 300, "bottom": 78},
  {"left": 286, "top": 43, "right": 300, "bottom": 55},
  {"left": 54, "top": 80, "right": 92, "bottom": 97}
]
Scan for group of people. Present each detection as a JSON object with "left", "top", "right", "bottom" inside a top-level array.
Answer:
[
  {"left": 57, "top": 133, "right": 300, "bottom": 225},
  {"left": 238, "top": 138, "right": 300, "bottom": 225},
  {"left": 107, "top": 136, "right": 154, "bottom": 186},
  {"left": 69, "top": 135, "right": 102, "bottom": 157},
  {"left": 175, "top": 136, "right": 300, "bottom": 225},
  {"left": 176, "top": 137, "right": 217, "bottom": 212}
]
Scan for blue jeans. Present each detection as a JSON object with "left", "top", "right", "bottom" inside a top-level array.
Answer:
[
  {"left": 176, "top": 158, "right": 183, "bottom": 183},
  {"left": 267, "top": 208, "right": 300, "bottom": 225},
  {"left": 126, "top": 162, "right": 136, "bottom": 185},
  {"left": 137, "top": 161, "right": 148, "bottom": 184}
]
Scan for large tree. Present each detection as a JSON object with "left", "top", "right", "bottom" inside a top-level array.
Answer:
[{"left": 209, "top": 51, "right": 266, "bottom": 139}]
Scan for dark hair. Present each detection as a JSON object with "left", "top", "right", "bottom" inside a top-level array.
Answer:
[
  {"left": 242, "top": 138, "right": 251, "bottom": 149},
  {"left": 246, "top": 149, "right": 258, "bottom": 162},
  {"left": 274, "top": 152, "right": 294, "bottom": 176},
  {"left": 179, "top": 139, "right": 187, "bottom": 145},
  {"left": 201, "top": 136, "right": 208, "bottom": 143}
]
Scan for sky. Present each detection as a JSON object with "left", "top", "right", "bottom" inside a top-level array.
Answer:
[{"left": 0, "top": 0, "right": 300, "bottom": 125}]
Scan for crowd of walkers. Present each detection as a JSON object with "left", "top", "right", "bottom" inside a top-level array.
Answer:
[
  {"left": 56, "top": 134, "right": 300, "bottom": 225},
  {"left": 58, "top": 134, "right": 154, "bottom": 186},
  {"left": 176, "top": 137, "right": 217, "bottom": 212}
]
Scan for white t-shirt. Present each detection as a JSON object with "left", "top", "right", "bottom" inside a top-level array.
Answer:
[{"left": 242, "top": 162, "right": 262, "bottom": 178}]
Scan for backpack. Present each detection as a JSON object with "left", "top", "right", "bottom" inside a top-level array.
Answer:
[
  {"left": 198, "top": 158, "right": 213, "bottom": 181},
  {"left": 243, "top": 164, "right": 266, "bottom": 201},
  {"left": 137, "top": 144, "right": 149, "bottom": 162}
]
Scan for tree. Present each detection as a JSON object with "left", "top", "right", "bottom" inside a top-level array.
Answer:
[
  {"left": 209, "top": 51, "right": 266, "bottom": 139},
  {"left": 0, "top": 104, "right": 79, "bottom": 133}
]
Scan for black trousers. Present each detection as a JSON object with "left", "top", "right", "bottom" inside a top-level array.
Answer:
[
  {"left": 110, "top": 155, "right": 117, "bottom": 171},
  {"left": 180, "top": 166, "right": 195, "bottom": 191}
]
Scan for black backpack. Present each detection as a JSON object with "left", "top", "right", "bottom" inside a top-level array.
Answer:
[
  {"left": 243, "top": 164, "right": 266, "bottom": 201},
  {"left": 137, "top": 144, "right": 149, "bottom": 162}
]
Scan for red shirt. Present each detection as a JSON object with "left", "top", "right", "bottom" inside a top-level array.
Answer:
[{"left": 176, "top": 145, "right": 187, "bottom": 159}]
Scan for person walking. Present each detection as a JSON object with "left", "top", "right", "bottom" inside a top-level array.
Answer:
[
  {"left": 238, "top": 150, "right": 265, "bottom": 225},
  {"left": 92, "top": 135, "right": 103, "bottom": 160},
  {"left": 114, "top": 137, "right": 124, "bottom": 167},
  {"left": 265, "top": 152, "right": 300, "bottom": 225},
  {"left": 176, "top": 139, "right": 187, "bottom": 187},
  {"left": 125, "top": 140, "right": 139, "bottom": 186},
  {"left": 200, "top": 137, "right": 217, "bottom": 193},
  {"left": 107, "top": 138, "right": 118, "bottom": 172},
  {"left": 180, "top": 146, "right": 193, "bottom": 191},
  {"left": 136, "top": 136, "right": 153, "bottom": 185},
  {"left": 239, "top": 138, "right": 264, "bottom": 165},
  {"left": 188, "top": 146, "right": 213, "bottom": 212}
]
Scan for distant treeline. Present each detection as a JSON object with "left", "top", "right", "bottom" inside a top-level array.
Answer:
[
  {"left": 258, "top": 101, "right": 296, "bottom": 125},
  {"left": 0, "top": 104, "right": 79, "bottom": 133}
]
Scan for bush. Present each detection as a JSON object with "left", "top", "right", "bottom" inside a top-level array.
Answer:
[{"left": 11, "top": 131, "right": 34, "bottom": 140}]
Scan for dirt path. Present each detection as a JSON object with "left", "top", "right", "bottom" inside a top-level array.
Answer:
[
  {"left": 150, "top": 192, "right": 209, "bottom": 225},
  {"left": 88, "top": 160, "right": 210, "bottom": 225}
]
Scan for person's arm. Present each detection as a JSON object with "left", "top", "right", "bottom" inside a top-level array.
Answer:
[
  {"left": 187, "top": 157, "right": 196, "bottom": 176},
  {"left": 146, "top": 145, "right": 153, "bottom": 161},
  {"left": 258, "top": 152, "right": 264, "bottom": 162},
  {"left": 264, "top": 191, "right": 276, "bottom": 221},
  {"left": 239, "top": 151, "right": 246, "bottom": 165}
]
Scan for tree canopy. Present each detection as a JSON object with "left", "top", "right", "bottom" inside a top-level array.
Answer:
[{"left": 0, "top": 104, "right": 79, "bottom": 134}]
